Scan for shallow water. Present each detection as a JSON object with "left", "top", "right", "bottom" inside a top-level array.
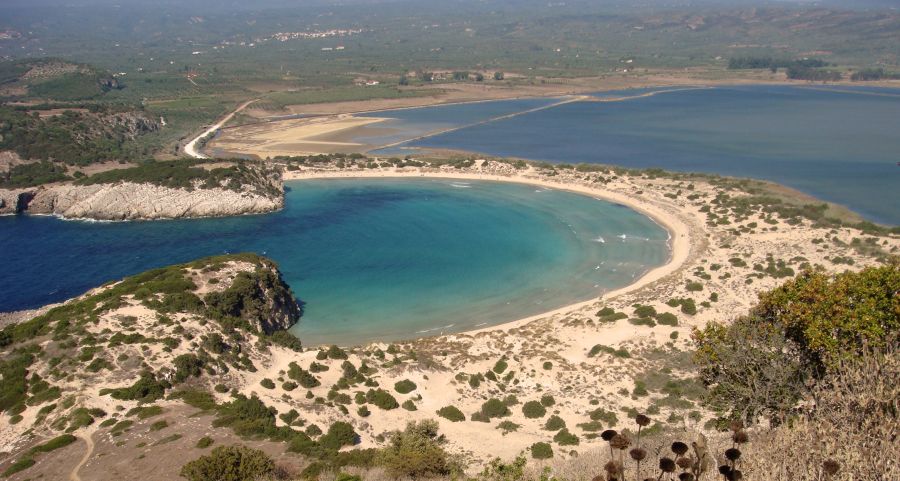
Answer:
[
  {"left": 369, "top": 86, "right": 900, "bottom": 225},
  {"left": 0, "top": 179, "right": 668, "bottom": 345}
]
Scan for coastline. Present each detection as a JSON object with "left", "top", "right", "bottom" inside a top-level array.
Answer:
[{"left": 283, "top": 167, "right": 692, "bottom": 340}]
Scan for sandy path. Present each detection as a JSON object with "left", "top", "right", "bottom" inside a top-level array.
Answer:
[
  {"left": 69, "top": 430, "right": 95, "bottom": 481},
  {"left": 283, "top": 168, "right": 692, "bottom": 337},
  {"left": 184, "top": 99, "right": 258, "bottom": 159}
]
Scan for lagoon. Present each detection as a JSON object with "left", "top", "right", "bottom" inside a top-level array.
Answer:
[{"left": 368, "top": 86, "right": 900, "bottom": 225}]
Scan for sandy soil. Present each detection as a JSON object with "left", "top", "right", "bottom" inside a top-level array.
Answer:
[{"left": 211, "top": 115, "right": 388, "bottom": 158}]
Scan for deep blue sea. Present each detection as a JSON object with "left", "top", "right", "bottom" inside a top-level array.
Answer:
[
  {"left": 0, "top": 179, "right": 668, "bottom": 345},
  {"left": 368, "top": 86, "right": 900, "bottom": 225}
]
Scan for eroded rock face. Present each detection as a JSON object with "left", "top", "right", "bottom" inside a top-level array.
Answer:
[{"left": 1, "top": 181, "right": 283, "bottom": 220}]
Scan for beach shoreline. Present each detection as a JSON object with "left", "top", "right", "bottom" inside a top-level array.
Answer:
[{"left": 283, "top": 167, "right": 693, "bottom": 341}]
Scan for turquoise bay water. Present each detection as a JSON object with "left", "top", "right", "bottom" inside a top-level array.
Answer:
[
  {"left": 370, "top": 86, "right": 900, "bottom": 225},
  {"left": 0, "top": 179, "right": 668, "bottom": 345}
]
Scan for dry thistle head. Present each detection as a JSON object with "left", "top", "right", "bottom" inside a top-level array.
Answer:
[
  {"left": 724, "top": 448, "right": 742, "bottom": 462},
  {"left": 604, "top": 460, "right": 621, "bottom": 475},
  {"left": 610, "top": 434, "right": 632, "bottom": 450},
  {"left": 635, "top": 414, "right": 651, "bottom": 427},
  {"left": 659, "top": 457, "right": 677, "bottom": 473},
  {"left": 676, "top": 456, "right": 694, "bottom": 470},
  {"left": 629, "top": 447, "right": 648, "bottom": 462},
  {"left": 728, "top": 470, "right": 743, "bottom": 481},
  {"left": 678, "top": 474, "right": 695, "bottom": 481},
  {"left": 729, "top": 420, "right": 744, "bottom": 432},
  {"left": 718, "top": 465, "right": 733, "bottom": 476},
  {"left": 601, "top": 429, "right": 618, "bottom": 442},
  {"left": 732, "top": 430, "right": 749, "bottom": 444},
  {"left": 591, "top": 476, "right": 604, "bottom": 481},
  {"left": 823, "top": 459, "right": 840, "bottom": 476},
  {"left": 671, "top": 441, "right": 689, "bottom": 456}
]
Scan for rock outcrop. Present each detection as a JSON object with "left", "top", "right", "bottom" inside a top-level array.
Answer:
[{"left": 0, "top": 180, "right": 283, "bottom": 220}]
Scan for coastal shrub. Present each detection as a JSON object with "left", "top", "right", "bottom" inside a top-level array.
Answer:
[
  {"left": 309, "top": 362, "right": 329, "bottom": 373},
  {"left": 436, "top": 406, "right": 465, "bottom": 422},
  {"left": 170, "top": 389, "right": 216, "bottom": 411},
  {"left": 542, "top": 361, "right": 553, "bottom": 370},
  {"left": 492, "top": 358, "right": 508, "bottom": 374},
  {"left": 259, "top": 378, "right": 275, "bottom": 389},
  {"left": 281, "top": 381, "right": 297, "bottom": 391},
  {"left": 656, "top": 312, "right": 679, "bottom": 326},
  {"left": 196, "top": 436, "right": 214, "bottom": 448},
  {"left": 401, "top": 400, "right": 417, "bottom": 411},
  {"left": 589, "top": 407, "right": 618, "bottom": 425},
  {"left": 306, "top": 424, "right": 322, "bottom": 437},
  {"left": 545, "top": 415, "right": 566, "bottom": 431},
  {"left": 531, "top": 442, "right": 554, "bottom": 460},
  {"left": 694, "top": 266, "right": 900, "bottom": 424},
  {"left": 480, "top": 398, "right": 511, "bottom": 419},
  {"left": 597, "top": 307, "right": 616, "bottom": 316},
  {"left": 319, "top": 421, "right": 359, "bottom": 450},
  {"left": 357, "top": 406, "right": 371, "bottom": 417},
  {"left": 366, "top": 389, "right": 399, "bottom": 410},
  {"left": 326, "top": 345, "right": 348, "bottom": 360},
  {"left": 180, "top": 445, "right": 275, "bottom": 481},
  {"left": 553, "top": 429, "right": 579, "bottom": 446},
  {"left": 522, "top": 401, "right": 547, "bottom": 419},
  {"left": 588, "top": 344, "right": 630, "bottom": 358},
  {"left": 634, "top": 305, "right": 657, "bottom": 318},
  {"left": 497, "top": 421, "right": 521, "bottom": 434},
  {"left": 394, "top": 379, "right": 417, "bottom": 394},
  {"left": 686, "top": 281, "right": 704, "bottom": 292},
  {"left": 149, "top": 419, "right": 169, "bottom": 431},
  {"left": 540, "top": 394, "right": 555, "bottom": 407},
  {"left": 104, "top": 373, "right": 168, "bottom": 403},
  {"left": 468, "top": 373, "right": 484, "bottom": 389},
  {"left": 378, "top": 420, "right": 453, "bottom": 478},
  {"left": 629, "top": 317, "right": 656, "bottom": 327},
  {"left": 287, "top": 362, "right": 320, "bottom": 388},
  {"left": 1, "top": 457, "right": 35, "bottom": 477},
  {"left": 502, "top": 394, "right": 519, "bottom": 406}
]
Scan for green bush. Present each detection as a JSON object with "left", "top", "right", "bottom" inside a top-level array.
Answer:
[
  {"left": 394, "top": 379, "right": 417, "bottom": 394},
  {"left": 634, "top": 305, "right": 657, "bottom": 318},
  {"left": 497, "top": 420, "right": 520, "bottom": 434},
  {"left": 492, "top": 359, "right": 508, "bottom": 374},
  {"left": 366, "top": 389, "right": 399, "bottom": 410},
  {"left": 656, "top": 312, "right": 679, "bottom": 326},
  {"left": 196, "top": 436, "right": 214, "bottom": 448},
  {"left": 287, "top": 362, "right": 320, "bottom": 388},
  {"left": 531, "top": 442, "right": 553, "bottom": 459},
  {"left": 104, "top": 373, "right": 168, "bottom": 403},
  {"left": 686, "top": 281, "right": 704, "bottom": 292},
  {"left": 436, "top": 406, "right": 465, "bottom": 422},
  {"left": 259, "top": 378, "right": 275, "bottom": 389},
  {"left": 401, "top": 400, "right": 417, "bottom": 411},
  {"left": 480, "top": 398, "right": 511, "bottom": 419},
  {"left": 522, "top": 401, "right": 547, "bottom": 419},
  {"left": 589, "top": 407, "right": 618, "bottom": 425},
  {"left": 553, "top": 429, "right": 579, "bottom": 446},
  {"left": 180, "top": 445, "right": 275, "bottom": 481},
  {"left": 542, "top": 361, "right": 553, "bottom": 370},
  {"left": 326, "top": 345, "right": 349, "bottom": 360},
  {"left": 540, "top": 394, "right": 555, "bottom": 407},
  {"left": 544, "top": 415, "right": 566, "bottom": 431},
  {"left": 319, "top": 421, "right": 359, "bottom": 450},
  {"left": 693, "top": 265, "right": 900, "bottom": 425},
  {"left": 378, "top": 420, "right": 453, "bottom": 478}
]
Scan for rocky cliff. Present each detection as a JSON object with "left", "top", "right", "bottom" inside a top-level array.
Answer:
[{"left": 0, "top": 168, "right": 284, "bottom": 220}]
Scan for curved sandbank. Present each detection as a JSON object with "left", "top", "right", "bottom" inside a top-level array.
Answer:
[{"left": 283, "top": 168, "right": 691, "bottom": 341}]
